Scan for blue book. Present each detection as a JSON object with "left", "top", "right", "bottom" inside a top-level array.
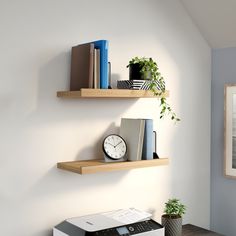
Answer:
[
  {"left": 91, "top": 40, "right": 109, "bottom": 89},
  {"left": 142, "top": 119, "right": 153, "bottom": 160}
]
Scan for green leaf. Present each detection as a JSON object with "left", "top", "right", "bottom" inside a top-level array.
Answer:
[{"left": 127, "top": 56, "right": 180, "bottom": 124}]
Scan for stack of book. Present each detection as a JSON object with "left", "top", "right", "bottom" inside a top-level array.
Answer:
[
  {"left": 119, "top": 118, "right": 156, "bottom": 161},
  {"left": 70, "top": 40, "right": 109, "bottom": 90}
]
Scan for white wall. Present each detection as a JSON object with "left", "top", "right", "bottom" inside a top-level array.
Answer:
[{"left": 0, "top": 0, "right": 211, "bottom": 235}]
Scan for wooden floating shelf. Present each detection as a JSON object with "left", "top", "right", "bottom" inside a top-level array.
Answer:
[
  {"left": 57, "top": 158, "right": 169, "bottom": 175},
  {"left": 57, "top": 89, "right": 169, "bottom": 98}
]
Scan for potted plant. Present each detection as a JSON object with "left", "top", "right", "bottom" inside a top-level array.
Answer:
[
  {"left": 127, "top": 57, "right": 180, "bottom": 123},
  {"left": 161, "top": 198, "right": 186, "bottom": 236}
]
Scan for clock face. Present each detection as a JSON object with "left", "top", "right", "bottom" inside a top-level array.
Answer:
[{"left": 103, "top": 134, "right": 127, "bottom": 160}]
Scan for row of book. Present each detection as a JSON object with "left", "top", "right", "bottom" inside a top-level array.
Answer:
[
  {"left": 119, "top": 118, "right": 157, "bottom": 161},
  {"left": 70, "top": 40, "right": 109, "bottom": 91}
]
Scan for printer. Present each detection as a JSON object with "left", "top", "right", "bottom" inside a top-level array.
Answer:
[{"left": 53, "top": 211, "right": 164, "bottom": 236}]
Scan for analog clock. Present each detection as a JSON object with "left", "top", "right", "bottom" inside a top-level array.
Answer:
[{"left": 103, "top": 134, "right": 127, "bottom": 161}]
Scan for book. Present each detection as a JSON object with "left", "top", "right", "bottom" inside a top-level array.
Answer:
[
  {"left": 119, "top": 118, "right": 145, "bottom": 161},
  {"left": 93, "top": 48, "right": 100, "bottom": 89},
  {"left": 142, "top": 119, "right": 153, "bottom": 160},
  {"left": 70, "top": 42, "right": 94, "bottom": 91},
  {"left": 91, "top": 40, "right": 108, "bottom": 89}
]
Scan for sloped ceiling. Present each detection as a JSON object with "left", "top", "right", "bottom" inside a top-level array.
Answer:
[{"left": 180, "top": 0, "right": 236, "bottom": 48}]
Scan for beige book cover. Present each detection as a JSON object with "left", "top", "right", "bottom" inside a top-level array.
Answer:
[
  {"left": 120, "top": 118, "right": 145, "bottom": 161},
  {"left": 93, "top": 48, "right": 100, "bottom": 89}
]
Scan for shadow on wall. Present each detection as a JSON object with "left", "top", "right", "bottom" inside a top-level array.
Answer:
[
  {"left": 23, "top": 162, "right": 129, "bottom": 236},
  {"left": 27, "top": 164, "right": 128, "bottom": 200},
  {"left": 76, "top": 122, "right": 119, "bottom": 160},
  {"left": 24, "top": 48, "right": 133, "bottom": 179},
  {"left": 35, "top": 229, "right": 52, "bottom": 236},
  {"left": 26, "top": 50, "right": 138, "bottom": 124},
  {"left": 19, "top": 48, "right": 173, "bottom": 234},
  {"left": 23, "top": 50, "right": 141, "bottom": 161}
]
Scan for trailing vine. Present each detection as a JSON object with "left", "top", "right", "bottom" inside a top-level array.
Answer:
[{"left": 127, "top": 57, "right": 180, "bottom": 122}]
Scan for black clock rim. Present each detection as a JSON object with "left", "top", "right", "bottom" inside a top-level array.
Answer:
[{"left": 102, "top": 134, "right": 127, "bottom": 160}]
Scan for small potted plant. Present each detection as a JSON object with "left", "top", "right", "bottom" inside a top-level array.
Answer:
[
  {"left": 128, "top": 57, "right": 155, "bottom": 80},
  {"left": 127, "top": 57, "right": 180, "bottom": 123},
  {"left": 161, "top": 198, "right": 186, "bottom": 236}
]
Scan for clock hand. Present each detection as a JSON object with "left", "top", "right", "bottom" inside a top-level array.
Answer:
[
  {"left": 106, "top": 142, "right": 115, "bottom": 147},
  {"left": 114, "top": 141, "right": 122, "bottom": 148}
]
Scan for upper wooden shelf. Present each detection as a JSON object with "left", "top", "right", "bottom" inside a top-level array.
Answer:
[
  {"left": 57, "top": 158, "right": 169, "bottom": 175},
  {"left": 57, "top": 89, "right": 169, "bottom": 98}
]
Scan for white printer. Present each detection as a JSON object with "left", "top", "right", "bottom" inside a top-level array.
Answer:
[{"left": 53, "top": 210, "right": 164, "bottom": 236}]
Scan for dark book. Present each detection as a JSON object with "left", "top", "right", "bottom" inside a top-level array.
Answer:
[{"left": 70, "top": 43, "right": 94, "bottom": 91}]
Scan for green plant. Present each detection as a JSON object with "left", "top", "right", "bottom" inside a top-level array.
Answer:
[
  {"left": 164, "top": 198, "right": 186, "bottom": 218},
  {"left": 127, "top": 57, "right": 180, "bottom": 122}
]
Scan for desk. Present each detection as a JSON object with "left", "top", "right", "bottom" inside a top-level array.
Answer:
[{"left": 182, "top": 224, "right": 224, "bottom": 236}]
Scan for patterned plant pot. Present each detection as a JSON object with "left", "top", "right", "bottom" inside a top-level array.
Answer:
[
  {"left": 117, "top": 80, "right": 163, "bottom": 90},
  {"left": 161, "top": 215, "right": 182, "bottom": 236}
]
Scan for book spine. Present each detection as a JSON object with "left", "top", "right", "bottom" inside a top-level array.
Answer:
[
  {"left": 100, "top": 40, "right": 108, "bottom": 89},
  {"left": 89, "top": 44, "right": 94, "bottom": 88},
  {"left": 93, "top": 49, "right": 100, "bottom": 89},
  {"left": 142, "top": 119, "right": 153, "bottom": 160},
  {"left": 97, "top": 49, "right": 100, "bottom": 89},
  {"left": 93, "top": 40, "right": 108, "bottom": 89},
  {"left": 93, "top": 49, "right": 97, "bottom": 89},
  {"left": 137, "top": 119, "right": 145, "bottom": 161}
]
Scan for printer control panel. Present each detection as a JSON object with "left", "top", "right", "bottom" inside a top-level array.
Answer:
[{"left": 93, "top": 220, "right": 163, "bottom": 236}]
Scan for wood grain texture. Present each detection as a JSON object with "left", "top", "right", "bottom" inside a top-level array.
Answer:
[
  {"left": 182, "top": 224, "right": 224, "bottom": 236},
  {"left": 57, "top": 89, "right": 169, "bottom": 98},
  {"left": 57, "top": 158, "right": 169, "bottom": 174}
]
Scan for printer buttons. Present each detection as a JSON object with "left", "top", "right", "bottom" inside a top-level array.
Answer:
[{"left": 128, "top": 227, "right": 134, "bottom": 232}]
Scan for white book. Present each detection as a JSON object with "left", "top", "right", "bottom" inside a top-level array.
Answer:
[
  {"left": 120, "top": 118, "right": 145, "bottom": 161},
  {"left": 93, "top": 48, "right": 100, "bottom": 89}
]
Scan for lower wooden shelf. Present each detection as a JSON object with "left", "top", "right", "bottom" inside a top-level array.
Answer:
[{"left": 57, "top": 158, "right": 169, "bottom": 175}]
